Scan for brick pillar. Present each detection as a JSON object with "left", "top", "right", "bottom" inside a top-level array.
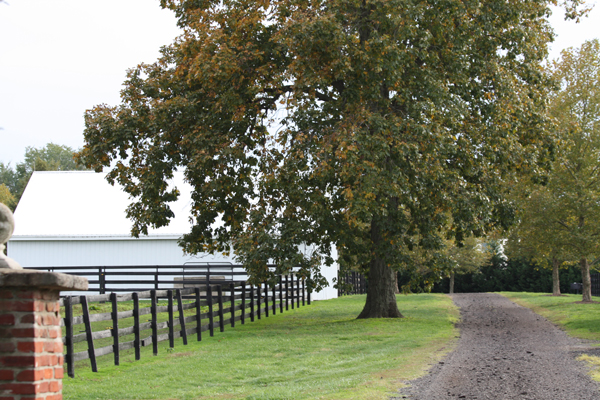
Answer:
[{"left": 0, "top": 270, "right": 87, "bottom": 400}]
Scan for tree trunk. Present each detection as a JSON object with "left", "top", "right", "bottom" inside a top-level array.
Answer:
[
  {"left": 357, "top": 220, "right": 404, "bottom": 319},
  {"left": 449, "top": 271, "right": 455, "bottom": 295},
  {"left": 393, "top": 271, "right": 400, "bottom": 294},
  {"left": 552, "top": 257, "right": 561, "bottom": 296},
  {"left": 580, "top": 257, "right": 593, "bottom": 302}
]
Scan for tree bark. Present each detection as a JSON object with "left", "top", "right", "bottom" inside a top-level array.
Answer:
[
  {"left": 551, "top": 257, "right": 561, "bottom": 296},
  {"left": 394, "top": 271, "right": 400, "bottom": 294},
  {"left": 580, "top": 257, "right": 593, "bottom": 302},
  {"left": 357, "top": 220, "right": 404, "bottom": 319},
  {"left": 449, "top": 271, "right": 455, "bottom": 295}
]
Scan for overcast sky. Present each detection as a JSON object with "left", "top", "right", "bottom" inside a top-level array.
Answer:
[{"left": 0, "top": 1, "right": 598, "bottom": 166}]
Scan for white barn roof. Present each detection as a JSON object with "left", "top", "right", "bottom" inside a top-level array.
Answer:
[{"left": 12, "top": 171, "right": 196, "bottom": 240}]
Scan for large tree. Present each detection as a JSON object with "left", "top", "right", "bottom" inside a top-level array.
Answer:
[{"left": 78, "top": 0, "right": 583, "bottom": 318}]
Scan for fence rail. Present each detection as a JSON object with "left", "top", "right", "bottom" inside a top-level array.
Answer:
[
  {"left": 58, "top": 274, "right": 308, "bottom": 377},
  {"left": 28, "top": 264, "right": 262, "bottom": 294},
  {"left": 337, "top": 271, "right": 366, "bottom": 296}
]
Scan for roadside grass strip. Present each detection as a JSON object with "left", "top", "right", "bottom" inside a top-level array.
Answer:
[
  {"left": 500, "top": 292, "right": 600, "bottom": 383},
  {"left": 63, "top": 294, "right": 458, "bottom": 400},
  {"left": 499, "top": 292, "right": 600, "bottom": 341}
]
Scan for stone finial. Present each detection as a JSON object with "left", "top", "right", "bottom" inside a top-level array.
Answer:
[{"left": 0, "top": 202, "right": 22, "bottom": 269}]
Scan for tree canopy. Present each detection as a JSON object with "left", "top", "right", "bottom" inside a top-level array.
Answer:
[{"left": 78, "top": 0, "right": 586, "bottom": 318}]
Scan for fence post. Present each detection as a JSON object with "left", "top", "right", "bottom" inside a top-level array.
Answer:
[
  {"left": 217, "top": 285, "right": 224, "bottom": 333},
  {"left": 133, "top": 292, "right": 141, "bottom": 360},
  {"left": 81, "top": 296, "right": 97, "bottom": 372},
  {"left": 250, "top": 285, "right": 255, "bottom": 322},
  {"left": 167, "top": 290, "right": 174, "bottom": 348},
  {"left": 110, "top": 292, "right": 120, "bottom": 366},
  {"left": 272, "top": 284, "right": 276, "bottom": 315},
  {"left": 285, "top": 275, "right": 289, "bottom": 311},
  {"left": 151, "top": 290, "right": 158, "bottom": 355},
  {"left": 257, "top": 283, "right": 262, "bottom": 320},
  {"left": 279, "top": 275, "right": 283, "bottom": 313},
  {"left": 230, "top": 283, "right": 235, "bottom": 328},
  {"left": 195, "top": 287, "right": 202, "bottom": 342},
  {"left": 241, "top": 282, "right": 246, "bottom": 324},
  {"left": 176, "top": 289, "right": 187, "bottom": 345},
  {"left": 264, "top": 283, "right": 269, "bottom": 317},
  {"left": 207, "top": 284, "right": 214, "bottom": 337},
  {"left": 99, "top": 268, "right": 105, "bottom": 294},
  {"left": 64, "top": 296, "right": 75, "bottom": 378},
  {"left": 296, "top": 275, "right": 300, "bottom": 308}
]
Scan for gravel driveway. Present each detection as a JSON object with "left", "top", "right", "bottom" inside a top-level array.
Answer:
[{"left": 394, "top": 293, "right": 600, "bottom": 399}]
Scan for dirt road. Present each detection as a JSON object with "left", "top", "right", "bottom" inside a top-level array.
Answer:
[{"left": 395, "top": 293, "right": 600, "bottom": 399}]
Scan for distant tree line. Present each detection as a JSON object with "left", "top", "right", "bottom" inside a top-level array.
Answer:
[{"left": 0, "top": 143, "right": 85, "bottom": 210}]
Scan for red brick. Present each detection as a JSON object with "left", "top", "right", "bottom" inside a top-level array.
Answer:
[
  {"left": 41, "top": 315, "right": 58, "bottom": 327},
  {"left": 0, "top": 315, "right": 15, "bottom": 326},
  {"left": 16, "top": 369, "right": 44, "bottom": 382},
  {"left": 43, "top": 368, "right": 53, "bottom": 380},
  {"left": 16, "top": 292, "right": 42, "bottom": 300},
  {"left": 0, "top": 302, "right": 35, "bottom": 313},
  {"left": 0, "top": 383, "right": 35, "bottom": 395},
  {"left": 57, "top": 356, "right": 63, "bottom": 367},
  {"left": 10, "top": 328, "right": 40, "bottom": 338},
  {"left": 37, "top": 382, "right": 48, "bottom": 393},
  {"left": 0, "top": 397, "right": 15, "bottom": 400},
  {"left": 17, "top": 342, "right": 44, "bottom": 353},
  {"left": 47, "top": 329, "right": 60, "bottom": 339},
  {"left": 48, "top": 381, "right": 60, "bottom": 392},
  {"left": 0, "top": 370, "right": 14, "bottom": 380},
  {"left": 43, "top": 342, "right": 61, "bottom": 354},
  {"left": 0, "top": 291, "right": 14, "bottom": 299},
  {"left": 46, "top": 395, "right": 62, "bottom": 400},
  {"left": 19, "top": 314, "right": 38, "bottom": 325},
  {"left": 0, "top": 343, "right": 15, "bottom": 353},
  {"left": 53, "top": 368, "right": 63, "bottom": 380},
  {"left": 1, "top": 356, "right": 35, "bottom": 368},
  {"left": 45, "top": 303, "right": 59, "bottom": 313}
]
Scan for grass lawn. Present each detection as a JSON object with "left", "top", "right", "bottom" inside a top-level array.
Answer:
[
  {"left": 500, "top": 292, "right": 600, "bottom": 382},
  {"left": 499, "top": 292, "right": 600, "bottom": 342},
  {"left": 63, "top": 294, "right": 459, "bottom": 400}
]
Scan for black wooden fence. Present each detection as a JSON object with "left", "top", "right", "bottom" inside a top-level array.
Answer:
[
  {"left": 337, "top": 271, "right": 366, "bottom": 296},
  {"left": 29, "top": 264, "right": 262, "bottom": 294},
  {"left": 58, "top": 275, "right": 307, "bottom": 377}
]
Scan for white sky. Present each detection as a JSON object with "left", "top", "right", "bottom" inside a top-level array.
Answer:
[{"left": 0, "top": 1, "right": 598, "bottom": 166}]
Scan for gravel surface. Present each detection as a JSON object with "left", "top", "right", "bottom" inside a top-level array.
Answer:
[{"left": 394, "top": 293, "right": 600, "bottom": 400}]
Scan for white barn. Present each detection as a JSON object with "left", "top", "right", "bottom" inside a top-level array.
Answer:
[{"left": 8, "top": 171, "right": 338, "bottom": 299}]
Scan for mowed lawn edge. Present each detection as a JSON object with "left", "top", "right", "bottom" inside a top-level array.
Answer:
[
  {"left": 498, "top": 292, "right": 600, "bottom": 342},
  {"left": 63, "top": 293, "right": 459, "bottom": 400}
]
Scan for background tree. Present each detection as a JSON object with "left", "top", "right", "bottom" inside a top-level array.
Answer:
[
  {"left": 536, "top": 39, "right": 600, "bottom": 302},
  {"left": 446, "top": 237, "right": 490, "bottom": 294},
  {"left": 78, "top": 0, "right": 584, "bottom": 318},
  {"left": 0, "top": 143, "right": 85, "bottom": 207},
  {"left": 505, "top": 183, "right": 574, "bottom": 296},
  {"left": 0, "top": 184, "right": 15, "bottom": 210}
]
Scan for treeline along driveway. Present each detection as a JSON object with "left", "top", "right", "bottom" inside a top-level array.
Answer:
[{"left": 395, "top": 293, "right": 600, "bottom": 399}]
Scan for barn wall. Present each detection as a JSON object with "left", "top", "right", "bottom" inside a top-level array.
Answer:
[{"left": 8, "top": 238, "right": 338, "bottom": 300}]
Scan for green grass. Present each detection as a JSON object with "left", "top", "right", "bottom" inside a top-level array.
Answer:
[
  {"left": 500, "top": 292, "right": 600, "bottom": 383},
  {"left": 63, "top": 294, "right": 459, "bottom": 400},
  {"left": 499, "top": 292, "right": 600, "bottom": 341}
]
